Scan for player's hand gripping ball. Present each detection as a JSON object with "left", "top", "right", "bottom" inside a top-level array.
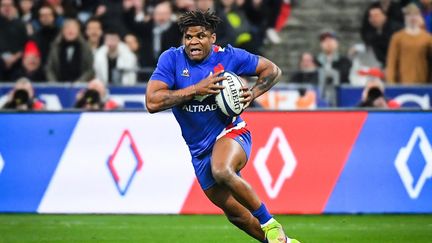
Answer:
[{"left": 215, "top": 71, "right": 246, "bottom": 116}]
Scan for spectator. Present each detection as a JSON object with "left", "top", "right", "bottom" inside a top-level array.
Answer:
[
  {"left": 124, "top": 33, "right": 140, "bottom": 55},
  {"left": 420, "top": 0, "right": 432, "bottom": 32},
  {"left": 85, "top": 17, "right": 104, "bottom": 54},
  {"left": 243, "top": 0, "right": 290, "bottom": 48},
  {"left": 32, "top": 5, "right": 60, "bottom": 65},
  {"left": 386, "top": 3, "right": 432, "bottom": 84},
  {"left": 124, "top": 33, "right": 144, "bottom": 65},
  {"left": 264, "top": 0, "right": 284, "bottom": 44},
  {"left": 348, "top": 43, "right": 381, "bottom": 86},
  {"left": 18, "top": 0, "right": 35, "bottom": 35},
  {"left": 196, "top": 0, "right": 236, "bottom": 47},
  {"left": 74, "top": 78, "right": 119, "bottom": 110},
  {"left": 2, "top": 77, "right": 44, "bottom": 110},
  {"left": 10, "top": 41, "right": 45, "bottom": 82},
  {"left": 149, "top": 1, "right": 182, "bottom": 61},
  {"left": 362, "top": 0, "right": 404, "bottom": 34},
  {"left": 290, "top": 52, "right": 319, "bottom": 85},
  {"left": 218, "top": 0, "right": 257, "bottom": 53},
  {"left": 45, "top": 19, "right": 94, "bottom": 82},
  {"left": 35, "top": 0, "right": 78, "bottom": 19},
  {"left": 95, "top": 0, "right": 129, "bottom": 37},
  {"left": 243, "top": 0, "right": 268, "bottom": 48},
  {"left": 358, "top": 75, "right": 400, "bottom": 108},
  {"left": 361, "top": 4, "right": 402, "bottom": 65},
  {"left": 380, "top": 0, "right": 404, "bottom": 24},
  {"left": 124, "top": 1, "right": 182, "bottom": 68},
  {"left": 75, "top": 0, "right": 100, "bottom": 23},
  {"left": 74, "top": 88, "right": 103, "bottom": 110},
  {"left": 94, "top": 30, "right": 137, "bottom": 85},
  {"left": 0, "top": 0, "right": 28, "bottom": 81},
  {"left": 173, "top": 0, "right": 195, "bottom": 13},
  {"left": 31, "top": 4, "right": 63, "bottom": 33},
  {"left": 315, "top": 30, "right": 352, "bottom": 84},
  {"left": 122, "top": 0, "right": 150, "bottom": 23},
  {"left": 124, "top": 32, "right": 149, "bottom": 82},
  {"left": 274, "top": 0, "right": 294, "bottom": 32},
  {"left": 18, "top": 0, "right": 33, "bottom": 22}
]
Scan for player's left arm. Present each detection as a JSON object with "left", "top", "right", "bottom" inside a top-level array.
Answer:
[{"left": 241, "top": 56, "right": 282, "bottom": 107}]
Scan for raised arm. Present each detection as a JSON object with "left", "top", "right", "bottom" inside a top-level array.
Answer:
[{"left": 145, "top": 72, "right": 226, "bottom": 113}]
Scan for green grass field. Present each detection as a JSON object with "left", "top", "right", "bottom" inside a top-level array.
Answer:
[{"left": 0, "top": 214, "right": 431, "bottom": 242}]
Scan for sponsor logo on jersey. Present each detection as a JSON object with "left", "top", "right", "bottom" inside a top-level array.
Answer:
[
  {"left": 182, "top": 104, "right": 218, "bottom": 113},
  {"left": 184, "top": 94, "right": 217, "bottom": 112}
]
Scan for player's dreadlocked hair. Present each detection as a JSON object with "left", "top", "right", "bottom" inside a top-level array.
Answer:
[{"left": 178, "top": 9, "right": 221, "bottom": 34}]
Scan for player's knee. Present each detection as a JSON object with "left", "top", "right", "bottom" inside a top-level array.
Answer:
[{"left": 211, "top": 166, "right": 235, "bottom": 185}]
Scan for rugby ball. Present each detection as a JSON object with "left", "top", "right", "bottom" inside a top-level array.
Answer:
[{"left": 215, "top": 71, "right": 245, "bottom": 116}]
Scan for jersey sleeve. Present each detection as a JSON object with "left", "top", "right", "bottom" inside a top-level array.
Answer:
[
  {"left": 149, "top": 48, "right": 176, "bottom": 88},
  {"left": 231, "top": 46, "right": 259, "bottom": 76}
]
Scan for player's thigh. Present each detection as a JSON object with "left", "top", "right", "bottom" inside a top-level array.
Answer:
[
  {"left": 212, "top": 137, "right": 247, "bottom": 173},
  {"left": 204, "top": 184, "right": 250, "bottom": 217}
]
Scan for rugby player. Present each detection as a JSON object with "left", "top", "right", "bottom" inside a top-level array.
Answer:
[{"left": 146, "top": 9, "right": 299, "bottom": 243}]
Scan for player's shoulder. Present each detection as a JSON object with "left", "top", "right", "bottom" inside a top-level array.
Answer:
[
  {"left": 160, "top": 46, "right": 184, "bottom": 57},
  {"left": 157, "top": 46, "right": 186, "bottom": 64},
  {"left": 214, "top": 44, "right": 255, "bottom": 59},
  {"left": 214, "top": 44, "right": 240, "bottom": 54}
]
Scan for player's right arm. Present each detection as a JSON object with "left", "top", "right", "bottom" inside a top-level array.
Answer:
[
  {"left": 146, "top": 72, "right": 226, "bottom": 113},
  {"left": 145, "top": 81, "right": 194, "bottom": 113}
]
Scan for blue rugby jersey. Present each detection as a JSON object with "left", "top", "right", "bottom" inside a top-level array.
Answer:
[{"left": 150, "top": 45, "right": 259, "bottom": 157}]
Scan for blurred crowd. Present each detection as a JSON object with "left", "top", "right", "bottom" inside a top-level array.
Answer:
[
  {"left": 0, "top": 0, "right": 292, "bottom": 84},
  {"left": 289, "top": 0, "right": 432, "bottom": 108}
]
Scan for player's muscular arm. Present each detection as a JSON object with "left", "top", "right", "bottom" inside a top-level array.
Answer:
[
  {"left": 250, "top": 56, "right": 282, "bottom": 100},
  {"left": 146, "top": 81, "right": 196, "bottom": 113},
  {"left": 146, "top": 72, "right": 226, "bottom": 113}
]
